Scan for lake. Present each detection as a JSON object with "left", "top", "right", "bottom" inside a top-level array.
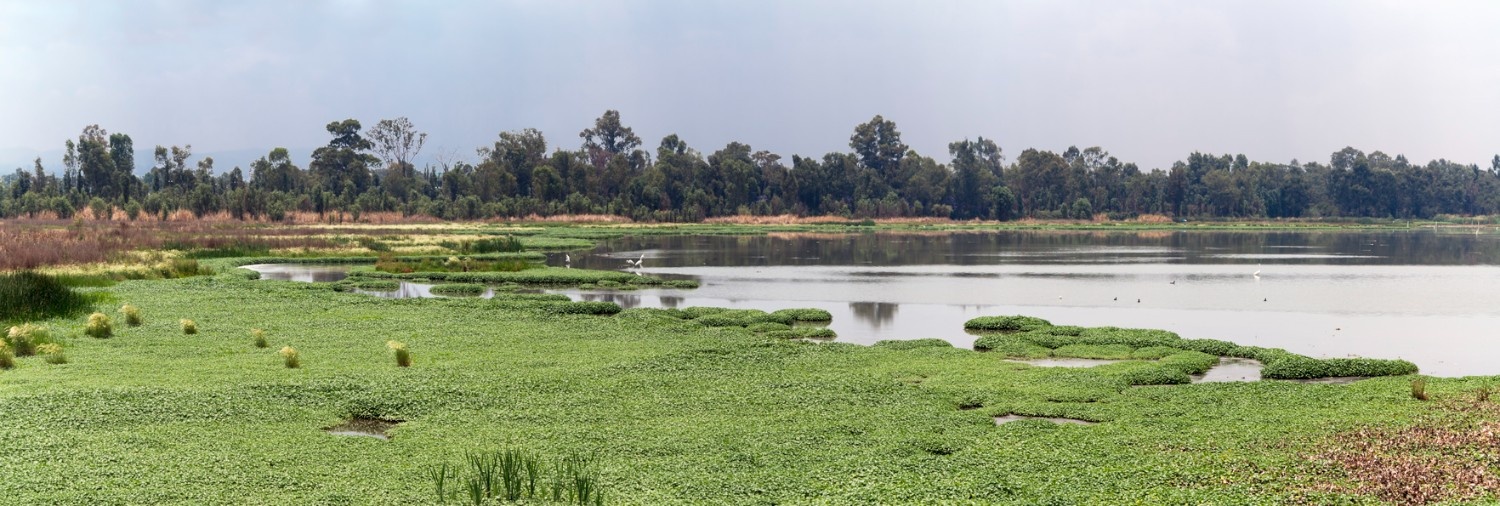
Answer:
[
  {"left": 565, "top": 229, "right": 1500, "bottom": 377},
  {"left": 249, "top": 228, "right": 1500, "bottom": 377}
]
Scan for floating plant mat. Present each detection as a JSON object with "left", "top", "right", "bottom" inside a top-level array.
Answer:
[
  {"left": 326, "top": 418, "right": 402, "bottom": 440},
  {"left": 1003, "top": 358, "right": 1124, "bottom": 368}
]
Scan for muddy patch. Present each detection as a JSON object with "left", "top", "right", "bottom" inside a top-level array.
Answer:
[
  {"left": 326, "top": 417, "right": 402, "bottom": 440},
  {"left": 993, "top": 414, "right": 1097, "bottom": 426}
]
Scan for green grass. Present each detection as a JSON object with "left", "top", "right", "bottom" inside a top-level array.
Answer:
[
  {"left": 0, "top": 271, "right": 1482, "bottom": 504},
  {"left": 0, "top": 271, "right": 92, "bottom": 323}
]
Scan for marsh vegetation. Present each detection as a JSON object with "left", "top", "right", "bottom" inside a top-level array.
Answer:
[{"left": 0, "top": 221, "right": 1495, "bottom": 504}]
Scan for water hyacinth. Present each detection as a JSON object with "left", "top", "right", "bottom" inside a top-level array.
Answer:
[
  {"left": 180, "top": 319, "right": 198, "bottom": 335},
  {"left": 120, "top": 304, "right": 143, "bottom": 326},
  {"left": 85, "top": 312, "right": 113, "bottom": 338},
  {"left": 388, "top": 340, "right": 411, "bottom": 367},
  {"left": 279, "top": 346, "right": 300, "bottom": 368}
]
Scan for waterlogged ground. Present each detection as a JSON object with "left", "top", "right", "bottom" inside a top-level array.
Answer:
[
  {"left": 2, "top": 272, "right": 1493, "bottom": 504},
  {"left": 560, "top": 230, "right": 1500, "bottom": 377},
  {"left": 6, "top": 228, "right": 1499, "bottom": 504}
]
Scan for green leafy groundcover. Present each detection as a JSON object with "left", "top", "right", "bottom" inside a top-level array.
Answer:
[
  {"left": 969, "top": 315, "right": 1419, "bottom": 380},
  {"left": 0, "top": 274, "right": 1474, "bottom": 504}
]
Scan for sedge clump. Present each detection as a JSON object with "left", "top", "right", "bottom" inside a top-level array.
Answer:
[
  {"left": 387, "top": 340, "right": 411, "bottom": 367},
  {"left": 251, "top": 328, "right": 268, "bottom": 348},
  {"left": 85, "top": 312, "right": 113, "bottom": 338},
  {"left": 5, "top": 324, "right": 50, "bottom": 356},
  {"left": 120, "top": 304, "right": 143, "bottom": 326},
  {"left": 180, "top": 319, "right": 198, "bottom": 335},
  {"left": 37, "top": 343, "right": 67, "bottom": 364},
  {"left": 279, "top": 346, "right": 300, "bottom": 368}
]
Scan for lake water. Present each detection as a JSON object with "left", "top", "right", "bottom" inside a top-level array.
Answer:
[{"left": 246, "top": 228, "right": 1500, "bottom": 377}]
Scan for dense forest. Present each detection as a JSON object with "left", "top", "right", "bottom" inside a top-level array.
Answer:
[{"left": 3, "top": 111, "right": 1499, "bottom": 222}]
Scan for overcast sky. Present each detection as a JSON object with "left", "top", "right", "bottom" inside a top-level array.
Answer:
[{"left": 2, "top": 0, "right": 1498, "bottom": 173}]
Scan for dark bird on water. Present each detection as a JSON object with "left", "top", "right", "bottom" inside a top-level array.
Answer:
[
  {"left": 1113, "top": 297, "right": 1118, "bottom": 301},
  {"left": 1170, "top": 280, "right": 1176, "bottom": 285},
  {"left": 1136, "top": 299, "right": 1141, "bottom": 303}
]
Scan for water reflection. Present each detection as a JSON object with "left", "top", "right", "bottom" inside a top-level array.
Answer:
[
  {"left": 849, "top": 302, "right": 898, "bottom": 329},
  {"left": 243, "top": 264, "right": 350, "bottom": 282}
]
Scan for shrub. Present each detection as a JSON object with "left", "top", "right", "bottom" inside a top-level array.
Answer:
[
  {"left": 388, "top": 340, "right": 411, "bottom": 367},
  {"left": 872, "top": 338, "right": 953, "bottom": 350},
  {"left": 0, "top": 271, "right": 91, "bottom": 321},
  {"left": 0, "top": 344, "right": 12, "bottom": 369},
  {"left": 430, "top": 283, "right": 486, "bottom": 296},
  {"left": 771, "top": 308, "right": 833, "bottom": 322},
  {"left": 180, "top": 319, "right": 198, "bottom": 335},
  {"left": 5, "top": 324, "right": 51, "bottom": 356},
  {"left": 279, "top": 346, "right": 300, "bottom": 368},
  {"left": 964, "top": 315, "right": 1051, "bottom": 332},
  {"left": 120, "top": 304, "right": 143, "bottom": 326},
  {"left": 251, "top": 328, "right": 268, "bottom": 348},
  {"left": 37, "top": 343, "right": 66, "bottom": 364},
  {"left": 84, "top": 312, "right": 113, "bottom": 338}
]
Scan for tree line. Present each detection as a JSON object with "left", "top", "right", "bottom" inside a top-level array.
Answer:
[{"left": 4, "top": 111, "right": 1499, "bottom": 222}]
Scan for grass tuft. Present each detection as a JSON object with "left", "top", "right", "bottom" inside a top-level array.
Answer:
[
  {"left": 120, "top": 304, "right": 143, "bottom": 326},
  {"left": 37, "top": 343, "right": 66, "bottom": 364},
  {"left": 0, "top": 342, "right": 13, "bottom": 369},
  {"left": 1411, "top": 377, "right": 1429, "bottom": 401},
  {"left": 387, "top": 340, "right": 411, "bottom": 367},
  {"left": 279, "top": 346, "right": 300, "bottom": 368},
  {"left": 180, "top": 319, "right": 198, "bottom": 335},
  {"left": 251, "top": 328, "right": 268, "bottom": 348},
  {"left": 84, "top": 312, "right": 113, "bottom": 338},
  {"left": 4, "top": 323, "right": 51, "bottom": 356}
]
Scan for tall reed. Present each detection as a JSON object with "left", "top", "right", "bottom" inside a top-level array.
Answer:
[{"left": 387, "top": 340, "right": 411, "bottom": 367}]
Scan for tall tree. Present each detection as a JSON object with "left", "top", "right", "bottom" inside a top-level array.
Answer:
[{"left": 309, "top": 119, "right": 378, "bottom": 196}]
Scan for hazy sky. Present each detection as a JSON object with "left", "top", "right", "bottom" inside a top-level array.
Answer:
[{"left": 2, "top": 0, "right": 1498, "bottom": 173}]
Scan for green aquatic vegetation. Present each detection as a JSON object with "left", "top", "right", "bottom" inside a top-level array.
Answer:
[
  {"left": 180, "top": 318, "right": 198, "bottom": 335},
  {"left": 746, "top": 322, "right": 791, "bottom": 333},
  {"left": 872, "top": 338, "right": 953, "bottom": 350},
  {"left": 963, "top": 315, "right": 1051, "bottom": 332},
  {"left": 1052, "top": 344, "right": 1135, "bottom": 360},
  {"left": 359, "top": 266, "right": 680, "bottom": 288},
  {"left": 119, "top": 304, "right": 143, "bottom": 327},
  {"left": 429, "top": 449, "right": 605, "bottom": 506},
  {"left": 0, "top": 271, "right": 1469, "bottom": 504},
  {"left": 770, "top": 308, "right": 833, "bottom": 322},
  {"left": 430, "top": 283, "right": 486, "bottom": 296},
  {"left": 354, "top": 280, "right": 401, "bottom": 291},
  {"left": 545, "top": 301, "right": 622, "bottom": 316},
  {"left": 0, "top": 271, "right": 91, "bottom": 322},
  {"left": 766, "top": 327, "right": 837, "bottom": 339},
  {"left": 84, "top": 312, "right": 113, "bottom": 338},
  {"left": 1130, "top": 346, "right": 1186, "bottom": 360}
]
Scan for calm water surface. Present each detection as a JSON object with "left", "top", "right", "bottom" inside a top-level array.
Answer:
[
  {"left": 248, "top": 229, "right": 1500, "bottom": 377},
  {"left": 563, "top": 230, "right": 1500, "bottom": 377}
]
